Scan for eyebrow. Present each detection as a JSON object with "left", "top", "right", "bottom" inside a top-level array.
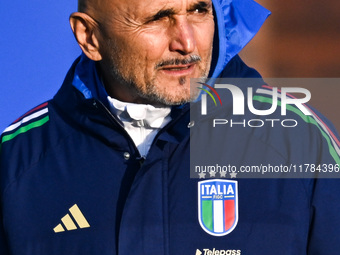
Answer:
[{"left": 149, "top": 8, "right": 176, "bottom": 21}]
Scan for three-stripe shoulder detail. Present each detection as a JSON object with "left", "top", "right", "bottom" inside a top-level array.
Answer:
[
  {"left": 1, "top": 102, "right": 50, "bottom": 144},
  {"left": 253, "top": 85, "right": 340, "bottom": 164}
]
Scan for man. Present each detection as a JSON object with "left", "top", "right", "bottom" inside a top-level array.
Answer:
[{"left": 1, "top": 0, "right": 340, "bottom": 254}]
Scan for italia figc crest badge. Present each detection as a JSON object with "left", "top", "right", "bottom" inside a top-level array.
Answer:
[{"left": 198, "top": 179, "right": 238, "bottom": 236}]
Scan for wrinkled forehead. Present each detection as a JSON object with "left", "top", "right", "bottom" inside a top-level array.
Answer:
[{"left": 80, "top": 0, "right": 213, "bottom": 19}]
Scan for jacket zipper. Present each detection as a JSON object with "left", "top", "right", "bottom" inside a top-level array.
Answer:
[{"left": 92, "top": 99, "right": 144, "bottom": 161}]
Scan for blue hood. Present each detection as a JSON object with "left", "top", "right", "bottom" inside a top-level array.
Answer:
[{"left": 210, "top": 0, "right": 270, "bottom": 78}]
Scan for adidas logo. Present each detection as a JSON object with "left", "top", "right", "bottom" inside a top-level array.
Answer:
[{"left": 53, "top": 204, "right": 90, "bottom": 233}]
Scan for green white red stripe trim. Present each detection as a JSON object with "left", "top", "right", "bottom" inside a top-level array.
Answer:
[
  {"left": 1, "top": 102, "right": 49, "bottom": 143},
  {"left": 254, "top": 85, "right": 340, "bottom": 164}
]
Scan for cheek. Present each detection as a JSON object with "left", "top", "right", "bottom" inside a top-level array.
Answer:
[
  {"left": 140, "top": 32, "right": 170, "bottom": 62},
  {"left": 195, "top": 21, "right": 215, "bottom": 54},
  {"left": 119, "top": 32, "right": 169, "bottom": 81},
  {"left": 115, "top": 31, "right": 169, "bottom": 64}
]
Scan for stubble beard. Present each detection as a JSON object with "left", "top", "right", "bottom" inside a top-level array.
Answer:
[{"left": 105, "top": 40, "right": 211, "bottom": 106}]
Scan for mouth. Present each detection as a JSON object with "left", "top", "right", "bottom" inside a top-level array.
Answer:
[{"left": 160, "top": 63, "right": 196, "bottom": 76}]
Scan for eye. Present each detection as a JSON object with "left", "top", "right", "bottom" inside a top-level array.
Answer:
[
  {"left": 193, "top": 7, "right": 209, "bottom": 14},
  {"left": 189, "top": 2, "right": 212, "bottom": 15},
  {"left": 151, "top": 13, "right": 167, "bottom": 22}
]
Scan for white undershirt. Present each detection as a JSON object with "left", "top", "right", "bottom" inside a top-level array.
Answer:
[{"left": 107, "top": 96, "right": 171, "bottom": 158}]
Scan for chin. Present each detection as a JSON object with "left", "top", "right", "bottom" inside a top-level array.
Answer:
[{"left": 139, "top": 90, "right": 191, "bottom": 106}]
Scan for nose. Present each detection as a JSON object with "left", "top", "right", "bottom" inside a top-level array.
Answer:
[{"left": 169, "top": 16, "right": 196, "bottom": 55}]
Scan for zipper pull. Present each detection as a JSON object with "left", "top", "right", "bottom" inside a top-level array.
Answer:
[
  {"left": 137, "top": 156, "right": 146, "bottom": 167},
  {"left": 92, "top": 100, "right": 98, "bottom": 108}
]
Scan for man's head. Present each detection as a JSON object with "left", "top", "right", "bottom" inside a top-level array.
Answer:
[{"left": 70, "top": 0, "right": 215, "bottom": 105}]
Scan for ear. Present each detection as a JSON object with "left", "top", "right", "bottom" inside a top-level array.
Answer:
[{"left": 69, "top": 12, "right": 102, "bottom": 61}]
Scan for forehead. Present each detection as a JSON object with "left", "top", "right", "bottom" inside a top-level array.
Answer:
[{"left": 104, "top": 0, "right": 212, "bottom": 18}]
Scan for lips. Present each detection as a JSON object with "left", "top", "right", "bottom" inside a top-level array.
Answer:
[
  {"left": 163, "top": 64, "right": 191, "bottom": 70},
  {"left": 160, "top": 63, "right": 195, "bottom": 75}
]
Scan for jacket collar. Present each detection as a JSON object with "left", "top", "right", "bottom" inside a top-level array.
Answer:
[{"left": 71, "top": 54, "right": 110, "bottom": 109}]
